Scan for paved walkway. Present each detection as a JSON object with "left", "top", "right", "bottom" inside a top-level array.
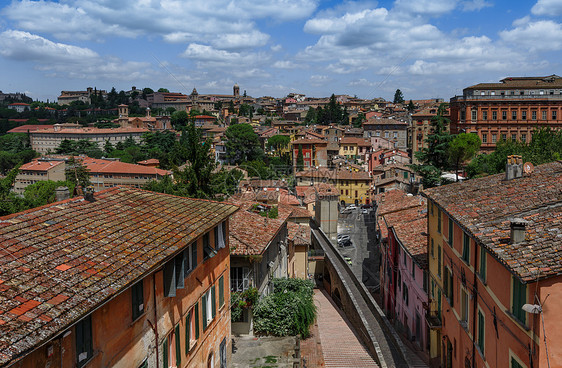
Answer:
[{"left": 313, "top": 289, "right": 379, "bottom": 368}]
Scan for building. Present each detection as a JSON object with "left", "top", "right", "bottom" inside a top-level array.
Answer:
[
  {"left": 295, "top": 168, "right": 372, "bottom": 205},
  {"left": 291, "top": 138, "right": 328, "bottom": 169},
  {"left": 57, "top": 87, "right": 106, "bottom": 105},
  {"left": 116, "top": 105, "right": 171, "bottom": 130},
  {"left": 29, "top": 124, "right": 148, "bottom": 154},
  {"left": 287, "top": 222, "right": 312, "bottom": 280},
  {"left": 422, "top": 158, "right": 562, "bottom": 368},
  {"left": 371, "top": 163, "right": 416, "bottom": 194},
  {"left": 363, "top": 118, "right": 409, "bottom": 150},
  {"left": 7, "top": 103, "right": 30, "bottom": 113},
  {"left": 377, "top": 190, "right": 429, "bottom": 357},
  {"left": 229, "top": 208, "right": 289, "bottom": 335},
  {"left": 13, "top": 158, "right": 66, "bottom": 194},
  {"left": 410, "top": 105, "right": 450, "bottom": 164},
  {"left": 0, "top": 186, "right": 238, "bottom": 368},
  {"left": 450, "top": 75, "right": 562, "bottom": 152}
]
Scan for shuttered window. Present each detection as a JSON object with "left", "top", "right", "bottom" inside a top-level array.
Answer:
[
  {"left": 219, "top": 276, "right": 225, "bottom": 308},
  {"left": 162, "top": 338, "right": 168, "bottom": 368},
  {"left": 462, "top": 233, "right": 470, "bottom": 264},
  {"left": 163, "top": 259, "right": 176, "bottom": 297},
  {"left": 512, "top": 277, "right": 527, "bottom": 324},
  {"left": 175, "top": 253, "right": 185, "bottom": 289},
  {"left": 477, "top": 309, "right": 485, "bottom": 354},
  {"left": 478, "top": 246, "right": 487, "bottom": 282},
  {"left": 192, "top": 242, "right": 198, "bottom": 271},
  {"left": 185, "top": 311, "right": 191, "bottom": 354},
  {"left": 76, "top": 315, "right": 93, "bottom": 368},
  {"left": 448, "top": 217, "right": 454, "bottom": 246},
  {"left": 195, "top": 302, "right": 200, "bottom": 339},
  {"left": 131, "top": 280, "right": 144, "bottom": 321},
  {"left": 175, "top": 324, "right": 181, "bottom": 367}
]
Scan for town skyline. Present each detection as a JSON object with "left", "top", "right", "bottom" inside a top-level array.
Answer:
[{"left": 1, "top": 0, "right": 561, "bottom": 102}]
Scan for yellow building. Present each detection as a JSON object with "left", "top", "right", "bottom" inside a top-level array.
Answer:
[{"left": 295, "top": 168, "right": 372, "bottom": 205}]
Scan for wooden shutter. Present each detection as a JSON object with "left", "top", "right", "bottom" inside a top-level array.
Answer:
[
  {"left": 183, "top": 249, "right": 191, "bottom": 278},
  {"left": 162, "top": 338, "right": 168, "bottom": 368},
  {"left": 191, "top": 243, "right": 198, "bottom": 270},
  {"left": 195, "top": 302, "right": 200, "bottom": 339},
  {"left": 477, "top": 310, "right": 484, "bottom": 352},
  {"left": 175, "top": 324, "right": 181, "bottom": 366},
  {"left": 211, "top": 285, "right": 216, "bottom": 319},
  {"left": 219, "top": 276, "right": 224, "bottom": 307},
  {"left": 163, "top": 260, "right": 176, "bottom": 297},
  {"left": 175, "top": 254, "right": 185, "bottom": 289},
  {"left": 202, "top": 292, "right": 208, "bottom": 330},
  {"left": 185, "top": 312, "right": 191, "bottom": 354}
]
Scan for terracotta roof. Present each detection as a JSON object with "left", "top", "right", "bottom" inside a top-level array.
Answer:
[
  {"left": 466, "top": 75, "right": 562, "bottom": 90},
  {"left": 422, "top": 161, "right": 562, "bottom": 282},
  {"left": 295, "top": 168, "right": 371, "bottom": 181},
  {"left": 287, "top": 222, "right": 311, "bottom": 246},
  {"left": 375, "top": 190, "right": 425, "bottom": 216},
  {"left": 291, "top": 138, "right": 327, "bottom": 145},
  {"left": 31, "top": 127, "right": 149, "bottom": 134},
  {"left": 384, "top": 204, "right": 428, "bottom": 269},
  {"left": 19, "top": 159, "right": 64, "bottom": 172},
  {"left": 7, "top": 125, "right": 54, "bottom": 133},
  {"left": 81, "top": 157, "right": 170, "bottom": 176},
  {"left": 0, "top": 187, "right": 238, "bottom": 365},
  {"left": 229, "top": 210, "right": 286, "bottom": 256},
  {"left": 137, "top": 159, "right": 160, "bottom": 165},
  {"left": 8, "top": 103, "right": 30, "bottom": 106}
]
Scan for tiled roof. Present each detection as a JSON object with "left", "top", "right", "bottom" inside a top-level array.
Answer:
[
  {"left": 466, "top": 75, "right": 562, "bottom": 90},
  {"left": 375, "top": 190, "right": 425, "bottom": 216},
  {"left": 19, "top": 159, "right": 64, "bottom": 172},
  {"left": 0, "top": 187, "right": 238, "bottom": 365},
  {"left": 7, "top": 125, "right": 54, "bottom": 133},
  {"left": 292, "top": 138, "right": 327, "bottom": 145},
  {"left": 384, "top": 205, "right": 428, "bottom": 269},
  {"left": 287, "top": 222, "right": 311, "bottom": 246},
  {"left": 81, "top": 157, "right": 170, "bottom": 176},
  {"left": 423, "top": 161, "right": 562, "bottom": 282},
  {"left": 295, "top": 168, "right": 371, "bottom": 181},
  {"left": 31, "top": 127, "right": 148, "bottom": 135},
  {"left": 229, "top": 210, "right": 286, "bottom": 256}
]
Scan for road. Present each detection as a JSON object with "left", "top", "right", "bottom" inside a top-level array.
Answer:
[{"left": 336, "top": 207, "right": 380, "bottom": 290}]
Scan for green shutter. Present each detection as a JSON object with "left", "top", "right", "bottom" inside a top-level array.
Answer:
[
  {"left": 185, "top": 312, "right": 190, "bottom": 354},
  {"left": 512, "top": 278, "right": 527, "bottom": 324},
  {"left": 202, "top": 293, "right": 208, "bottom": 330},
  {"left": 162, "top": 339, "right": 168, "bottom": 368},
  {"left": 212, "top": 285, "right": 216, "bottom": 319},
  {"left": 477, "top": 310, "right": 485, "bottom": 353},
  {"left": 195, "top": 302, "right": 200, "bottom": 339},
  {"left": 175, "top": 324, "right": 181, "bottom": 366},
  {"left": 219, "top": 276, "right": 224, "bottom": 307},
  {"left": 448, "top": 218, "right": 453, "bottom": 246}
]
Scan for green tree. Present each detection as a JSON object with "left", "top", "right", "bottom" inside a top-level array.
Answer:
[
  {"left": 353, "top": 112, "right": 366, "bottom": 128},
  {"left": 448, "top": 133, "right": 481, "bottom": 181},
  {"left": 407, "top": 100, "right": 416, "bottom": 112},
  {"left": 304, "top": 107, "right": 317, "bottom": 125},
  {"left": 393, "top": 89, "right": 405, "bottom": 104},
  {"left": 171, "top": 110, "right": 189, "bottom": 128},
  {"left": 266, "top": 135, "right": 290, "bottom": 156},
  {"left": 157, "top": 88, "right": 170, "bottom": 93},
  {"left": 65, "top": 157, "right": 91, "bottom": 194},
  {"left": 225, "top": 123, "right": 263, "bottom": 164},
  {"left": 104, "top": 140, "right": 114, "bottom": 154},
  {"left": 296, "top": 144, "right": 304, "bottom": 172},
  {"left": 23, "top": 180, "right": 76, "bottom": 208}
]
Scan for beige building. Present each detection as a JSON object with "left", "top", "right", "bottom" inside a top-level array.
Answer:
[
  {"left": 29, "top": 124, "right": 148, "bottom": 154},
  {"left": 13, "top": 158, "right": 66, "bottom": 194}
]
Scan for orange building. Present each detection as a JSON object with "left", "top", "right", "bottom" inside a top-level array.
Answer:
[
  {"left": 0, "top": 186, "right": 238, "bottom": 368},
  {"left": 450, "top": 75, "right": 562, "bottom": 152},
  {"left": 422, "top": 159, "right": 562, "bottom": 368}
]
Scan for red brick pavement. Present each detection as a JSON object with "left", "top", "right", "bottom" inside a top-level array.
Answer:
[
  {"left": 303, "top": 289, "right": 378, "bottom": 368},
  {"left": 300, "top": 314, "right": 325, "bottom": 367}
]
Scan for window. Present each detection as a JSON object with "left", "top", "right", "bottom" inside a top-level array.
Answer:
[
  {"left": 437, "top": 245, "right": 442, "bottom": 278},
  {"left": 511, "top": 356, "right": 525, "bottom": 368},
  {"left": 482, "top": 134, "right": 487, "bottom": 143},
  {"left": 231, "top": 267, "right": 249, "bottom": 291},
  {"left": 471, "top": 110, "right": 477, "bottom": 121},
  {"left": 502, "top": 111, "right": 507, "bottom": 120},
  {"left": 477, "top": 308, "right": 485, "bottom": 354},
  {"left": 553, "top": 110, "right": 557, "bottom": 120},
  {"left": 512, "top": 277, "right": 527, "bottom": 324},
  {"left": 411, "top": 259, "right": 415, "bottom": 279},
  {"left": 430, "top": 238, "right": 434, "bottom": 258},
  {"left": 175, "top": 324, "right": 182, "bottom": 367},
  {"left": 444, "top": 267, "right": 453, "bottom": 307},
  {"left": 492, "top": 111, "right": 497, "bottom": 120},
  {"left": 76, "top": 315, "right": 93, "bottom": 368},
  {"left": 482, "top": 110, "right": 488, "bottom": 120},
  {"left": 219, "top": 275, "right": 225, "bottom": 308},
  {"left": 462, "top": 233, "right": 470, "bottom": 264},
  {"left": 202, "top": 286, "right": 216, "bottom": 330},
  {"left": 220, "top": 338, "right": 227, "bottom": 368},
  {"left": 542, "top": 110, "right": 547, "bottom": 120},
  {"left": 185, "top": 309, "right": 195, "bottom": 353},
  {"left": 479, "top": 246, "right": 487, "bottom": 282},
  {"left": 175, "top": 253, "right": 185, "bottom": 289},
  {"left": 521, "top": 134, "right": 527, "bottom": 143},
  {"left": 448, "top": 217, "right": 453, "bottom": 246},
  {"left": 501, "top": 133, "right": 507, "bottom": 141},
  {"left": 132, "top": 280, "right": 144, "bottom": 321},
  {"left": 521, "top": 110, "right": 527, "bottom": 120},
  {"left": 402, "top": 282, "right": 409, "bottom": 306},
  {"left": 492, "top": 134, "right": 497, "bottom": 143},
  {"left": 532, "top": 110, "right": 537, "bottom": 120},
  {"left": 163, "top": 259, "right": 176, "bottom": 297},
  {"left": 214, "top": 222, "right": 226, "bottom": 249},
  {"left": 511, "top": 133, "right": 517, "bottom": 141},
  {"left": 460, "top": 287, "right": 469, "bottom": 327},
  {"left": 203, "top": 232, "right": 216, "bottom": 260},
  {"left": 511, "top": 110, "right": 517, "bottom": 120},
  {"left": 403, "top": 249, "right": 407, "bottom": 266},
  {"left": 191, "top": 243, "right": 198, "bottom": 271},
  {"left": 437, "top": 209, "right": 441, "bottom": 233},
  {"left": 194, "top": 302, "right": 200, "bottom": 339}
]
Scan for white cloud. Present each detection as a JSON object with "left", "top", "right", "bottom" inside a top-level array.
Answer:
[
  {"left": 531, "top": 0, "right": 562, "bottom": 16},
  {"left": 348, "top": 78, "right": 378, "bottom": 87},
  {"left": 212, "top": 31, "right": 270, "bottom": 50},
  {"left": 273, "top": 60, "right": 300, "bottom": 69},
  {"left": 310, "top": 75, "right": 330, "bottom": 86},
  {"left": 500, "top": 20, "right": 562, "bottom": 51},
  {"left": 393, "top": 0, "right": 458, "bottom": 15},
  {"left": 181, "top": 43, "right": 259, "bottom": 64},
  {"left": 461, "top": 0, "right": 492, "bottom": 11}
]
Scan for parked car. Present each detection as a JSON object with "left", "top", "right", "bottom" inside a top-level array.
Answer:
[
  {"left": 337, "top": 234, "right": 351, "bottom": 243},
  {"left": 338, "top": 238, "right": 353, "bottom": 247},
  {"left": 347, "top": 205, "right": 357, "bottom": 210},
  {"left": 361, "top": 208, "right": 369, "bottom": 215}
]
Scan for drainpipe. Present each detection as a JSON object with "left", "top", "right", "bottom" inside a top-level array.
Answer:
[
  {"left": 153, "top": 273, "right": 159, "bottom": 368},
  {"left": 471, "top": 242, "right": 478, "bottom": 368}
]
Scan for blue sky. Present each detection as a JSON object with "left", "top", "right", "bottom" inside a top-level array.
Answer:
[{"left": 0, "top": 0, "right": 561, "bottom": 102}]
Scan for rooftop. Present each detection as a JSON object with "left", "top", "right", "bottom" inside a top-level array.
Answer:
[
  {"left": 466, "top": 75, "right": 562, "bottom": 90},
  {"left": 423, "top": 161, "right": 562, "bottom": 282},
  {"left": 19, "top": 159, "right": 64, "bottom": 172},
  {"left": 384, "top": 204, "right": 428, "bottom": 269},
  {"left": 229, "top": 209, "right": 286, "bottom": 256},
  {"left": 81, "top": 157, "right": 170, "bottom": 176},
  {"left": 287, "top": 222, "right": 311, "bottom": 246},
  {"left": 0, "top": 187, "right": 238, "bottom": 364}
]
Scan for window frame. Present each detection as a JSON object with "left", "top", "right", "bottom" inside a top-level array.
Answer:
[
  {"left": 75, "top": 315, "right": 93, "bottom": 368},
  {"left": 448, "top": 217, "right": 454, "bottom": 246},
  {"left": 511, "top": 277, "right": 527, "bottom": 325},
  {"left": 462, "top": 233, "right": 470, "bottom": 264},
  {"left": 131, "top": 280, "right": 145, "bottom": 321},
  {"left": 460, "top": 286, "right": 469, "bottom": 328},
  {"left": 477, "top": 306, "right": 485, "bottom": 356},
  {"left": 478, "top": 246, "right": 487, "bottom": 283}
]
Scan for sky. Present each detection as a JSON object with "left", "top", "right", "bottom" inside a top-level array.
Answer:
[{"left": 0, "top": 0, "right": 561, "bottom": 102}]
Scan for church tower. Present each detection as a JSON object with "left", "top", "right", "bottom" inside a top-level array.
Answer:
[{"left": 233, "top": 83, "right": 240, "bottom": 98}]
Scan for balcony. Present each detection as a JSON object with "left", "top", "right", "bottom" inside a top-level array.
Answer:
[{"left": 425, "top": 311, "right": 442, "bottom": 329}]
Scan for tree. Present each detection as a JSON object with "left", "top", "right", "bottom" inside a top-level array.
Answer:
[
  {"left": 296, "top": 145, "right": 304, "bottom": 172},
  {"left": 23, "top": 180, "right": 76, "bottom": 208},
  {"left": 304, "top": 107, "right": 317, "bottom": 125},
  {"left": 65, "top": 157, "right": 91, "bottom": 194},
  {"left": 266, "top": 135, "right": 290, "bottom": 156},
  {"left": 393, "top": 89, "right": 405, "bottom": 104},
  {"left": 448, "top": 133, "right": 481, "bottom": 181},
  {"left": 411, "top": 103, "right": 452, "bottom": 187},
  {"left": 407, "top": 100, "right": 416, "bottom": 112},
  {"left": 353, "top": 112, "right": 366, "bottom": 128},
  {"left": 157, "top": 88, "right": 170, "bottom": 93},
  {"left": 225, "top": 123, "right": 263, "bottom": 164}
]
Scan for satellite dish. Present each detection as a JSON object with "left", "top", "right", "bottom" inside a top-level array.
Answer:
[{"left": 523, "top": 162, "right": 534, "bottom": 174}]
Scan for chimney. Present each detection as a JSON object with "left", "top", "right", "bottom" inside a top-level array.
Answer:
[
  {"left": 510, "top": 218, "right": 528, "bottom": 244},
  {"left": 505, "top": 155, "right": 523, "bottom": 180},
  {"left": 55, "top": 186, "right": 70, "bottom": 202},
  {"left": 83, "top": 186, "right": 95, "bottom": 202}
]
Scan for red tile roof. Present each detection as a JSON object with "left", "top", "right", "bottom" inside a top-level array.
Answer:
[
  {"left": 287, "top": 222, "right": 311, "bottom": 246},
  {"left": 375, "top": 190, "right": 424, "bottom": 216},
  {"left": 81, "top": 157, "right": 170, "bottom": 176},
  {"left": 19, "top": 159, "right": 64, "bottom": 172},
  {"left": 0, "top": 186, "right": 238, "bottom": 365},
  {"left": 229, "top": 210, "right": 286, "bottom": 255},
  {"left": 7, "top": 125, "right": 54, "bottom": 133},
  {"left": 384, "top": 204, "right": 428, "bottom": 269},
  {"left": 423, "top": 161, "right": 562, "bottom": 282},
  {"left": 292, "top": 138, "right": 327, "bottom": 145}
]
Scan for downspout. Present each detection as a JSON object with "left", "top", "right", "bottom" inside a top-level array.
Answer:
[{"left": 153, "top": 272, "right": 159, "bottom": 368}]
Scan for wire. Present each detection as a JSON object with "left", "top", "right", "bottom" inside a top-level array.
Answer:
[{"left": 151, "top": 54, "right": 191, "bottom": 95}]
